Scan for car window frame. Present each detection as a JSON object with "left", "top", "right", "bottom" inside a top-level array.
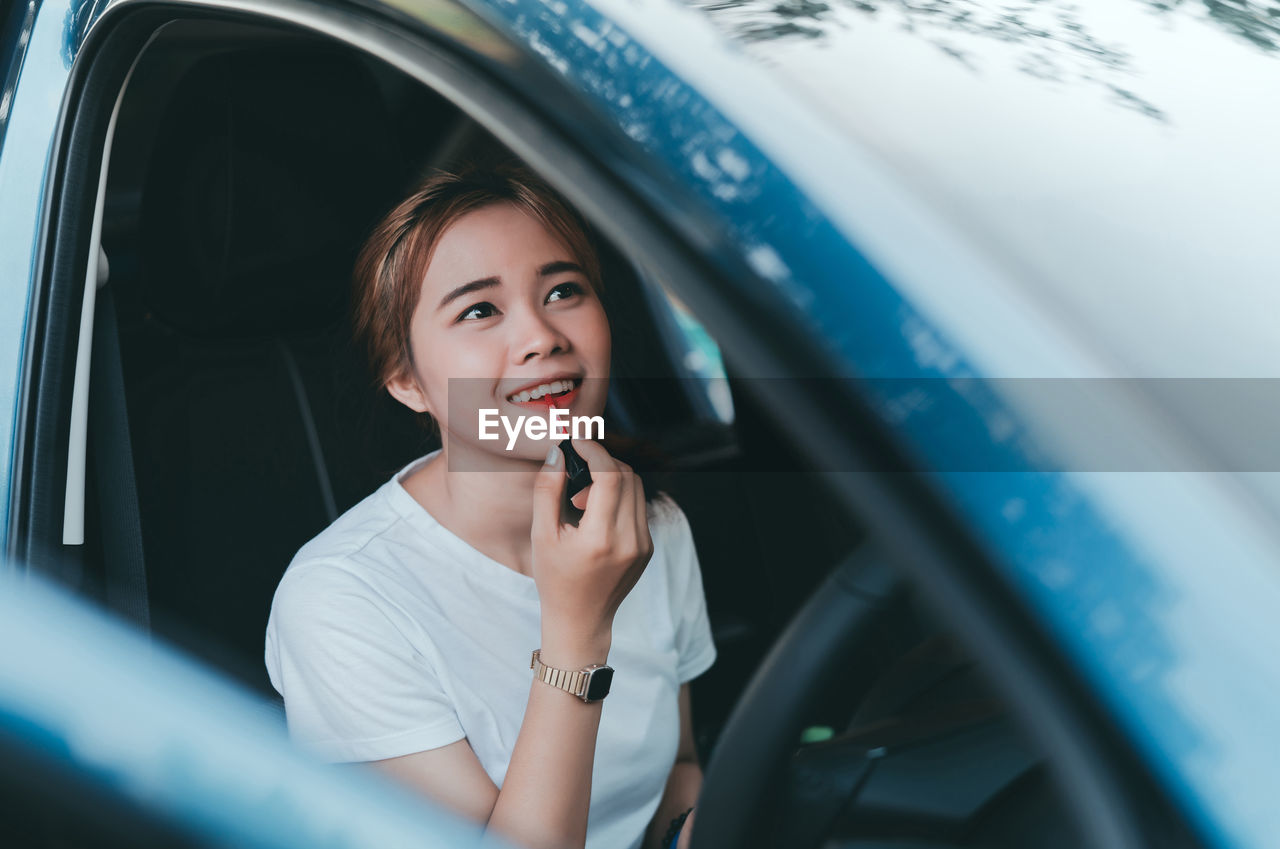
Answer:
[{"left": 11, "top": 0, "right": 1190, "bottom": 846}]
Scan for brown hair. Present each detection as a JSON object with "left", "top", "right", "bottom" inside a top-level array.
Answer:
[{"left": 352, "top": 160, "right": 604, "bottom": 395}]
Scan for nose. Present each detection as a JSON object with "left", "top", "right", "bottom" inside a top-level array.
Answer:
[{"left": 510, "top": 304, "right": 571, "bottom": 364}]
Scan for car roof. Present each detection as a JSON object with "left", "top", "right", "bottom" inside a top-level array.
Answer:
[{"left": 684, "top": 0, "right": 1280, "bottom": 379}]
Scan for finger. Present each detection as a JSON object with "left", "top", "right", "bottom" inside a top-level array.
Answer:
[
  {"left": 531, "top": 444, "right": 567, "bottom": 543},
  {"left": 678, "top": 809, "right": 696, "bottom": 849},
  {"left": 623, "top": 477, "right": 651, "bottom": 571},
  {"left": 569, "top": 451, "right": 623, "bottom": 512},
  {"left": 569, "top": 438, "right": 620, "bottom": 475},
  {"left": 573, "top": 440, "right": 625, "bottom": 529},
  {"left": 613, "top": 461, "right": 637, "bottom": 525},
  {"left": 612, "top": 460, "right": 638, "bottom": 539},
  {"left": 580, "top": 464, "right": 626, "bottom": 533},
  {"left": 570, "top": 483, "right": 590, "bottom": 512},
  {"left": 632, "top": 476, "right": 652, "bottom": 552},
  {"left": 568, "top": 438, "right": 617, "bottom": 511}
]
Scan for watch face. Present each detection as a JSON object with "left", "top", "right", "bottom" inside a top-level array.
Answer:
[{"left": 585, "top": 666, "right": 614, "bottom": 701}]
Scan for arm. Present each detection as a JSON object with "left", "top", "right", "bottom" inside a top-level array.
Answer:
[
  {"left": 366, "top": 738, "right": 499, "bottom": 827},
  {"left": 643, "top": 684, "right": 702, "bottom": 849},
  {"left": 367, "top": 649, "right": 610, "bottom": 849},
  {"left": 366, "top": 440, "right": 651, "bottom": 849},
  {"left": 369, "top": 638, "right": 612, "bottom": 848}
]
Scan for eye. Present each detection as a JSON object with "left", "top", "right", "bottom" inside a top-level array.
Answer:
[
  {"left": 546, "top": 281, "right": 585, "bottom": 303},
  {"left": 456, "top": 301, "right": 499, "bottom": 322}
]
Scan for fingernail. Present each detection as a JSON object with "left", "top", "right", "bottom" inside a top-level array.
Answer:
[{"left": 545, "top": 445, "right": 562, "bottom": 467}]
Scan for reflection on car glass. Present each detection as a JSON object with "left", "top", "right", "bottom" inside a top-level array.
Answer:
[{"left": 681, "top": 0, "right": 1278, "bottom": 122}]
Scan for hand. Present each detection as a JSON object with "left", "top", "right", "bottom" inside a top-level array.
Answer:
[
  {"left": 676, "top": 808, "right": 696, "bottom": 849},
  {"left": 531, "top": 438, "right": 654, "bottom": 662}
]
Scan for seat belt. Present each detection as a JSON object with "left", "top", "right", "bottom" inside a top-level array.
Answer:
[
  {"left": 90, "top": 284, "right": 151, "bottom": 634},
  {"left": 274, "top": 339, "right": 338, "bottom": 523}
]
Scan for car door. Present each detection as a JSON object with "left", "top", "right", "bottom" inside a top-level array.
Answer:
[
  {"left": 0, "top": 563, "right": 498, "bottom": 849},
  {"left": 1, "top": 0, "right": 1233, "bottom": 847}
]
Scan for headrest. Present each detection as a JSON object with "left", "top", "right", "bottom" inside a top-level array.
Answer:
[{"left": 139, "top": 46, "right": 408, "bottom": 337}]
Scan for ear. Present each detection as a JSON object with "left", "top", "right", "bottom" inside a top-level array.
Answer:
[{"left": 385, "top": 368, "right": 434, "bottom": 416}]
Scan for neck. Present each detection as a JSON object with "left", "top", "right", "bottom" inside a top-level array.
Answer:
[{"left": 408, "top": 434, "right": 547, "bottom": 576}]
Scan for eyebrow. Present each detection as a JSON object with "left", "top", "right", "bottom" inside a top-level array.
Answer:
[
  {"left": 538, "top": 260, "right": 585, "bottom": 278},
  {"left": 437, "top": 277, "right": 499, "bottom": 312},
  {"left": 436, "top": 261, "right": 587, "bottom": 312}
]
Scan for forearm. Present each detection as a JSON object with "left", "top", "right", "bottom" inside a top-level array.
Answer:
[
  {"left": 644, "top": 760, "right": 703, "bottom": 849},
  {"left": 486, "top": 628, "right": 612, "bottom": 849}
]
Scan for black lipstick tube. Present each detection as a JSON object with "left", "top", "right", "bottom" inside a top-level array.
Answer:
[{"left": 559, "top": 439, "right": 593, "bottom": 500}]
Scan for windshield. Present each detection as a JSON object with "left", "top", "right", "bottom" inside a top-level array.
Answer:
[{"left": 679, "top": 0, "right": 1280, "bottom": 380}]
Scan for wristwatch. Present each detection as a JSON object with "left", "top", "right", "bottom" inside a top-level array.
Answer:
[{"left": 530, "top": 649, "right": 614, "bottom": 702}]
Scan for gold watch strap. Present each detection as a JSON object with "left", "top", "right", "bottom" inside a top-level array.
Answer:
[{"left": 530, "top": 649, "right": 588, "bottom": 698}]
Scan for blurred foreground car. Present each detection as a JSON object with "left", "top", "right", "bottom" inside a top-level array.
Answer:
[
  {"left": 2, "top": 0, "right": 1279, "bottom": 847},
  {"left": 0, "top": 563, "right": 506, "bottom": 848}
]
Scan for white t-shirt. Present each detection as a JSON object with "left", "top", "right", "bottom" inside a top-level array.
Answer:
[{"left": 264, "top": 451, "right": 717, "bottom": 849}]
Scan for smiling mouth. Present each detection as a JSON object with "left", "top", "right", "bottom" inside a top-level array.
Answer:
[{"left": 506, "top": 377, "right": 583, "bottom": 405}]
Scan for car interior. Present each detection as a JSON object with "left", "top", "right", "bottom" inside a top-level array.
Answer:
[{"left": 6, "top": 14, "right": 1095, "bottom": 849}]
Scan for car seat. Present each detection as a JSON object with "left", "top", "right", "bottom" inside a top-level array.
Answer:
[{"left": 117, "top": 44, "right": 432, "bottom": 701}]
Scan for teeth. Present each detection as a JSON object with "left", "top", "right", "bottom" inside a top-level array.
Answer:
[{"left": 508, "top": 379, "right": 577, "bottom": 403}]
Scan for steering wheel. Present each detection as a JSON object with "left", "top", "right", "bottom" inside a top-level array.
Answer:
[{"left": 690, "top": 546, "right": 906, "bottom": 849}]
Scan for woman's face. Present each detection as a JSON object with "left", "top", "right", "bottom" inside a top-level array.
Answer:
[{"left": 387, "top": 201, "right": 612, "bottom": 463}]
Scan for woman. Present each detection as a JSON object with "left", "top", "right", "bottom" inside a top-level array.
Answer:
[{"left": 264, "top": 160, "right": 715, "bottom": 849}]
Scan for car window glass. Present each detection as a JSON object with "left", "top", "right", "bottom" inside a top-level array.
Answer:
[
  {"left": 642, "top": 271, "right": 735, "bottom": 425},
  {"left": 683, "top": 0, "right": 1280, "bottom": 381}
]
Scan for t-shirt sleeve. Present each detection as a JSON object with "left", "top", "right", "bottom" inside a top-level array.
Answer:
[
  {"left": 658, "top": 496, "right": 717, "bottom": 683},
  {"left": 264, "top": 561, "right": 465, "bottom": 763}
]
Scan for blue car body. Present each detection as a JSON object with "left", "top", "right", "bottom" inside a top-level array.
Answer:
[
  {"left": 2, "top": 0, "right": 1278, "bottom": 846},
  {"left": 0, "top": 563, "right": 506, "bottom": 848}
]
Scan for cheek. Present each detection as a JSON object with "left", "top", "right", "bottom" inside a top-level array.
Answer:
[
  {"left": 411, "top": 332, "right": 500, "bottom": 429},
  {"left": 413, "top": 320, "right": 498, "bottom": 376}
]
